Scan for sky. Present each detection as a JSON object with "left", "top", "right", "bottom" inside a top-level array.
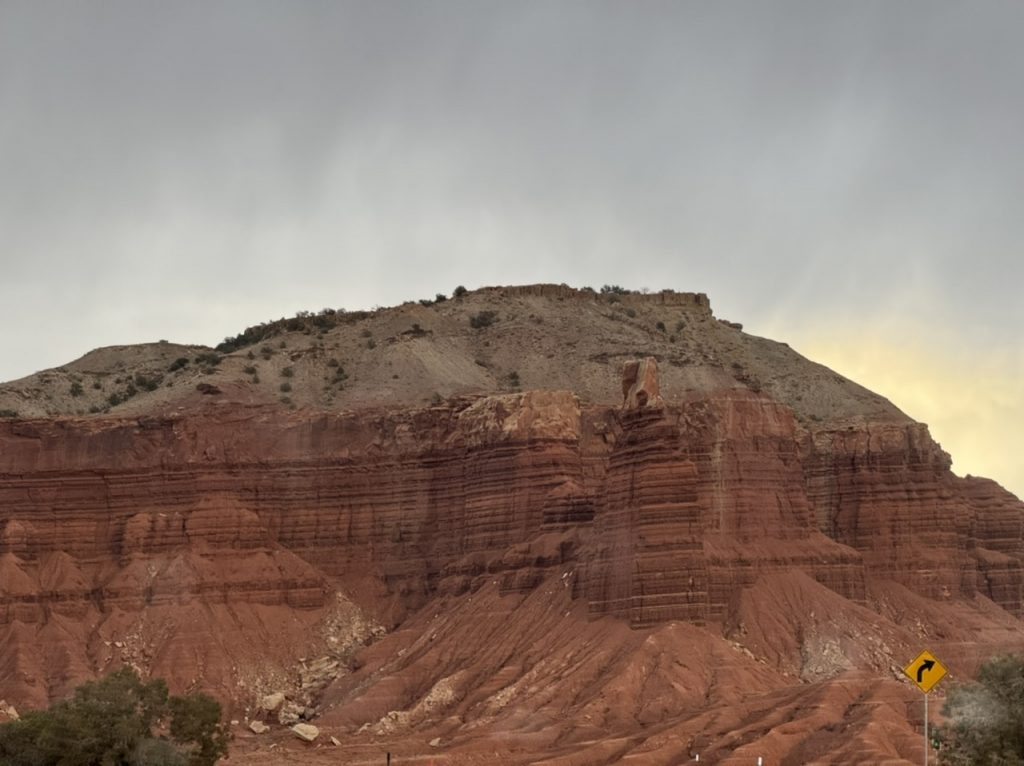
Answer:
[{"left": 1, "top": 2, "right": 1021, "bottom": 496}]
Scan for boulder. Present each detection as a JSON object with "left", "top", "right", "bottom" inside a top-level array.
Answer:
[
  {"left": 260, "top": 691, "right": 286, "bottom": 712},
  {"left": 278, "top": 701, "right": 304, "bottom": 725},
  {"left": 0, "top": 700, "right": 18, "bottom": 722},
  {"left": 291, "top": 723, "right": 319, "bottom": 742},
  {"left": 248, "top": 720, "right": 269, "bottom": 734}
]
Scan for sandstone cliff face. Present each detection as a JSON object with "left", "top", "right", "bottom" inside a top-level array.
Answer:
[
  {"left": 801, "top": 421, "right": 1024, "bottom": 615},
  {"left": 2, "top": 368, "right": 1021, "bottom": 718},
  {"left": 581, "top": 389, "right": 866, "bottom": 628},
  {"left": 2, "top": 345, "right": 1024, "bottom": 766}
]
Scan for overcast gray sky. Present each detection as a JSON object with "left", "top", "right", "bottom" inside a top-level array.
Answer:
[{"left": 1, "top": 2, "right": 1022, "bottom": 494}]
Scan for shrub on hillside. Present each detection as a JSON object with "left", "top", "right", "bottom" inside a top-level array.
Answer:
[
  {"left": 469, "top": 310, "right": 497, "bottom": 329},
  {"left": 0, "top": 667, "right": 229, "bottom": 766},
  {"left": 134, "top": 373, "right": 162, "bottom": 392},
  {"left": 194, "top": 353, "right": 221, "bottom": 367}
]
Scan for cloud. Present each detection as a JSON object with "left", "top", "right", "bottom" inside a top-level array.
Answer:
[
  {"left": 782, "top": 312, "right": 1024, "bottom": 498},
  {"left": 0, "top": 1, "right": 1021, "bottom": 493}
]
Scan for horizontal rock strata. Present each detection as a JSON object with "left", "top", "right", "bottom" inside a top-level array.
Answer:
[{"left": 0, "top": 381, "right": 1022, "bottom": 708}]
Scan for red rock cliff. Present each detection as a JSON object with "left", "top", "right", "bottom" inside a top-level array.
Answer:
[{"left": 1, "top": 362, "right": 1021, "bottom": 716}]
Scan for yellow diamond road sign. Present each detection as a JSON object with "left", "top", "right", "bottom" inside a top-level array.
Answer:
[{"left": 904, "top": 650, "right": 947, "bottom": 693}]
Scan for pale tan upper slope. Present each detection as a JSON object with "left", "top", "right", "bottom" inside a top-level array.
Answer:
[{"left": 0, "top": 284, "right": 906, "bottom": 424}]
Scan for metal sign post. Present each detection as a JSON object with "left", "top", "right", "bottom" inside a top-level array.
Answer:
[
  {"left": 903, "top": 650, "right": 948, "bottom": 766},
  {"left": 924, "top": 692, "right": 928, "bottom": 766}
]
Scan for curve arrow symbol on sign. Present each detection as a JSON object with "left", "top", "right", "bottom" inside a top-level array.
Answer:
[{"left": 917, "top": 659, "right": 935, "bottom": 683}]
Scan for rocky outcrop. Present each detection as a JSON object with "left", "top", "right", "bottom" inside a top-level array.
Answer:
[
  {"left": 958, "top": 475, "right": 1024, "bottom": 613},
  {"left": 583, "top": 390, "right": 866, "bottom": 627},
  {"left": 800, "top": 420, "right": 1024, "bottom": 615},
  {"left": 621, "top": 357, "right": 664, "bottom": 409},
  {"left": 0, "top": 355, "right": 1022, "bottom": 766}
]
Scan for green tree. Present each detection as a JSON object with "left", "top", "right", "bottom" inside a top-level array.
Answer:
[
  {"left": 0, "top": 667, "right": 229, "bottom": 766},
  {"left": 937, "top": 654, "right": 1024, "bottom": 764},
  {"left": 133, "top": 739, "right": 187, "bottom": 766},
  {"left": 168, "top": 693, "right": 229, "bottom": 766}
]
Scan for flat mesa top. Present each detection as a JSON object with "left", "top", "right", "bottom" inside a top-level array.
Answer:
[{"left": 904, "top": 650, "right": 948, "bottom": 693}]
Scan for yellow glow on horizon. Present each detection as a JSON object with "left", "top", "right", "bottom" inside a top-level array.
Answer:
[{"left": 781, "top": 321, "right": 1023, "bottom": 501}]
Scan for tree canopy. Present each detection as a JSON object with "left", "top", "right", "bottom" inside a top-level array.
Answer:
[
  {"left": 0, "top": 667, "right": 229, "bottom": 766},
  {"left": 937, "top": 654, "right": 1024, "bottom": 765}
]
